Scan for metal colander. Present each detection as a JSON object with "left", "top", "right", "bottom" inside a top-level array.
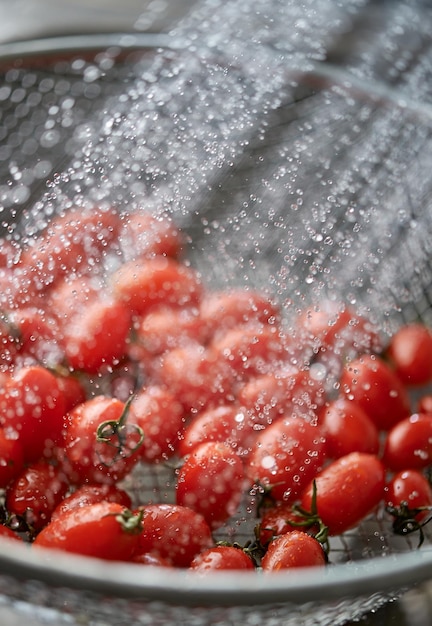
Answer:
[{"left": 2, "top": 1, "right": 432, "bottom": 624}]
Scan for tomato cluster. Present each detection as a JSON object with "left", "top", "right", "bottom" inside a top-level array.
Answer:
[{"left": 0, "top": 207, "right": 431, "bottom": 572}]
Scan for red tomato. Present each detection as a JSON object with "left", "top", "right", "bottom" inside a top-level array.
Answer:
[
  {"left": 135, "top": 305, "right": 206, "bottom": 356},
  {"left": 33, "top": 501, "right": 142, "bottom": 561},
  {"left": 209, "top": 324, "right": 288, "bottom": 382},
  {"left": 236, "top": 368, "right": 326, "bottom": 426},
  {"left": 11, "top": 307, "right": 62, "bottom": 366},
  {"left": 0, "top": 427, "right": 24, "bottom": 488},
  {"left": 176, "top": 441, "right": 246, "bottom": 529},
  {"left": 61, "top": 298, "right": 132, "bottom": 373},
  {"left": 382, "top": 413, "right": 432, "bottom": 472},
  {"left": 128, "top": 385, "right": 185, "bottom": 463},
  {"left": 46, "top": 275, "right": 101, "bottom": 325},
  {"left": 155, "top": 342, "right": 234, "bottom": 412},
  {"left": 55, "top": 374, "right": 87, "bottom": 413},
  {"left": 0, "top": 365, "right": 66, "bottom": 462},
  {"left": 246, "top": 417, "right": 326, "bottom": 503},
  {"left": 134, "top": 503, "right": 213, "bottom": 568},
  {"left": 339, "top": 354, "right": 411, "bottom": 430},
  {"left": 51, "top": 483, "right": 132, "bottom": 522},
  {"left": 417, "top": 394, "right": 432, "bottom": 414},
  {"left": 178, "top": 404, "right": 256, "bottom": 459},
  {"left": 385, "top": 469, "right": 432, "bottom": 523},
  {"left": 261, "top": 531, "right": 327, "bottom": 571},
  {"left": 300, "top": 452, "right": 386, "bottom": 536},
  {"left": 386, "top": 323, "right": 432, "bottom": 386},
  {"left": 190, "top": 545, "right": 256, "bottom": 571},
  {"left": 258, "top": 502, "right": 320, "bottom": 547},
  {"left": 62, "top": 396, "right": 143, "bottom": 484},
  {"left": 319, "top": 397, "right": 380, "bottom": 459},
  {"left": 111, "top": 256, "right": 203, "bottom": 316},
  {"left": 199, "top": 288, "right": 281, "bottom": 342},
  {"left": 119, "top": 212, "right": 183, "bottom": 261},
  {"left": 6, "top": 461, "right": 70, "bottom": 533}
]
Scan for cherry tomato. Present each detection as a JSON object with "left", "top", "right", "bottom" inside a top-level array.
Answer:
[
  {"left": 319, "top": 397, "right": 380, "bottom": 459},
  {"left": 155, "top": 342, "right": 234, "bottom": 412},
  {"left": 339, "top": 354, "right": 411, "bottom": 431},
  {"left": 190, "top": 545, "right": 256, "bottom": 571},
  {"left": 55, "top": 374, "right": 87, "bottom": 414},
  {"left": 62, "top": 396, "right": 143, "bottom": 485},
  {"left": 258, "top": 502, "right": 320, "bottom": 547},
  {"left": 135, "top": 305, "right": 206, "bottom": 356},
  {"left": 0, "top": 365, "right": 66, "bottom": 462},
  {"left": 385, "top": 469, "right": 432, "bottom": 523},
  {"left": 178, "top": 404, "right": 255, "bottom": 459},
  {"left": 134, "top": 503, "right": 213, "bottom": 568},
  {"left": 11, "top": 307, "right": 62, "bottom": 366},
  {"left": 128, "top": 385, "right": 185, "bottom": 463},
  {"left": 199, "top": 288, "right": 280, "bottom": 342},
  {"left": 119, "top": 212, "right": 183, "bottom": 261},
  {"left": 245, "top": 417, "right": 326, "bottom": 503},
  {"left": 417, "top": 394, "right": 432, "bottom": 414},
  {"left": 51, "top": 483, "right": 132, "bottom": 522},
  {"left": 61, "top": 298, "right": 132, "bottom": 373},
  {"left": 386, "top": 323, "right": 432, "bottom": 386},
  {"left": 6, "top": 461, "right": 70, "bottom": 533},
  {"left": 111, "top": 256, "right": 203, "bottom": 316},
  {"left": 0, "top": 427, "right": 24, "bottom": 488},
  {"left": 176, "top": 441, "right": 246, "bottom": 529},
  {"left": 382, "top": 413, "right": 432, "bottom": 472},
  {"left": 300, "top": 452, "right": 386, "bottom": 536},
  {"left": 261, "top": 531, "right": 327, "bottom": 571},
  {"left": 33, "top": 501, "right": 143, "bottom": 561}
]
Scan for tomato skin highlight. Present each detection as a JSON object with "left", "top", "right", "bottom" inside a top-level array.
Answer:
[
  {"left": 190, "top": 545, "right": 256, "bottom": 571},
  {"left": 176, "top": 441, "right": 246, "bottom": 529},
  {"left": 246, "top": 417, "right": 327, "bottom": 503},
  {"left": 134, "top": 503, "right": 213, "bottom": 568},
  {"left": 382, "top": 413, "right": 432, "bottom": 472},
  {"left": 34, "top": 501, "right": 142, "bottom": 561},
  {"left": 261, "top": 531, "right": 327, "bottom": 571},
  {"left": 386, "top": 323, "right": 432, "bottom": 386},
  {"left": 300, "top": 452, "right": 386, "bottom": 536},
  {"left": 339, "top": 354, "right": 411, "bottom": 431}
]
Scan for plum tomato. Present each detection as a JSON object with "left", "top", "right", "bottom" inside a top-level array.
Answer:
[
  {"left": 386, "top": 323, "right": 432, "bottom": 386},
  {"left": 318, "top": 397, "right": 380, "bottom": 459},
  {"left": 382, "top": 413, "right": 432, "bottom": 472},
  {"left": 155, "top": 342, "right": 235, "bottom": 412},
  {"left": 62, "top": 395, "right": 143, "bottom": 485},
  {"left": 339, "top": 354, "right": 411, "bottom": 431},
  {"left": 385, "top": 469, "right": 432, "bottom": 524},
  {"left": 0, "top": 365, "right": 66, "bottom": 463},
  {"left": 300, "top": 452, "right": 386, "bottom": 536},
  {"left": 61, "top": 298, "right": 132, "bottom": 373},
  {"left": 176, "top": 441, "right": 246, "bottom": 529},
  {"left": 177, "top": 404, "right": 256, "bottom": 459},
  {"left": 257, "top": 502, "right": 320, "bottom": 547},
  {"left": 34, "top": 501, "right": 143, "bottom": 561},
  {"left": 51, "top": 483, "right": 132, "bottom": 522},
  {"left": 128, "top": 385, "right": 185, "bottom": 463},
  {"left": 261, "top": 531, "right": 327, "bottom": 571},
  {"left": 199, "top": 288, "right": 281, "bottom": 342},
  {"left": 134, "top": 503, "right": 213, "bottom": 568},
  {"left": 119, "top": 211, "right": 183, "bottom": 261},
  {"left": 245, "top": 417, "right": 326, "bottom": 503},
  {"left": 111, "top": 256, "right": 203, "bottom": 316},
  {"left": 190, "top": 545, "right": 256, "bottom": 571},
  {"left": 5, "top": 461, "right": 70, "bottom": 533}
]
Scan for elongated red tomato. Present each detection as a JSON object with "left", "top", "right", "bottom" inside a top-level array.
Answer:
[
  {"left": 261, "top": 531, "right": 326, "bottom": 571},
  {"left": 51, "top": 483, "right": 132, "bottom": 522},
  {"left": 134, "top": 503, "right": 213, "bottom": 568},
  {"left": 300, "top": 452, "right": 386, "bottom": 536},
  {"left": 257, "top": 502, "right": 320, "bottom": 547},
  {"left": 176, "top": 441, "right": 246, "bottom": 529},
  {"left": 34, "top": 501, "right": 143, "bottom": 561},
  {"left": 246, "top": 417, "right": 326, "bottom": 502},
  {"left": 339, "top": 354, "right": 411, "bottom": 431},
  {"left": 382, "top": 413, "right": 432, "bottom": 472},
  {"left": 190, "top": 545, "right": 256, "bottom": 571},
  {"left": 386, "top": 323, "right": 432, "bottom": 386}
]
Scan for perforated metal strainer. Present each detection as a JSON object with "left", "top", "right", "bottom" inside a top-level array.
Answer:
[{"left": 2, "top": 1, "right": 432, "bottom": 624}]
